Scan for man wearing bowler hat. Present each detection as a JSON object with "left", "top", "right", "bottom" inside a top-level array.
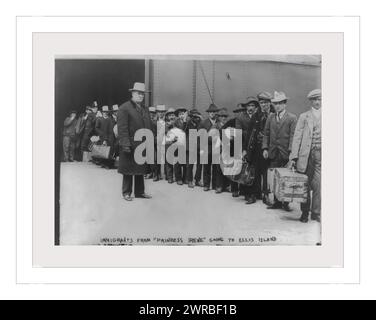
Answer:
[
  {"left": 117, "top": 82, "right": 153, "bottom": 201},
  {"left": 262, "top": 91, "right": 297, "bottom": 211},
  {"left": 290, "top": 89, "right": 322, "bottom": 223},
  {"left": 199, "top": 103, "right": 220, "bottom": 192}
]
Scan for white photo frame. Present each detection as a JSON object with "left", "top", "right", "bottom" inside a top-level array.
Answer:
[{"left": 16, "top": 16, "right": 359, "bottom": 284}]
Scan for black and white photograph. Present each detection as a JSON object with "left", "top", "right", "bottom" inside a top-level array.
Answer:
[{"left": 55, "top": 55, "right": 322, "bottom": 246}]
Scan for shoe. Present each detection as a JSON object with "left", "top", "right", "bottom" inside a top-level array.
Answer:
[
  {"left": 262, "top": 194, "right": 269, "bottom": 204},
  {"left": 299, "top": 211, "right": 309, "bottom": 223},
  {"left": 188, "top": 182, "right": 194, "bottom": 188},
  {"left": 183, "top": 180, "right": 188, "bottom": 185},
  {"left": 215, "top": 188, "right": 222, "bottom": 194},
  {"left": 145, "top": 174, "right": 153, "bottom": 179},
  {"left": 245, "top": 195, "right": 256, "bottom": 204},
  {"left": 122, "top": 194, "right": 133, "bottom": 201},
  {"left": 203, "top": 186, "right": 210, "bottom": 191},
  {"left": 153, "top": 176, "right": 159, "bottom": 182},
  {"left": 177, "top": 180, "right": 183, "bottom": 185},
  {"left": 195, "top": 181, "right": 204, "bottom": 187},
  {"left": 283, "top": 202, "right": 292, "bottom": 212},
  {"left": 232, "top": 191, "right": 240, "bottom": 198},
  {"left": 267, "top": 202, "right": 282, "bottom": 209},
  {"left": 135, "top": 193, "right": 152, "bottom": 199},
  {"left": 311, "top": 213, "right": 321, "bottom": 222},
  {"left": 168, "top": 179, "right": 174, "bottom": 184}
]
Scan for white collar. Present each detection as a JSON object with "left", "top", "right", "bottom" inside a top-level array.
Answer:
[
  {"left": 311, "top": 107, "right": 321, "bottom": 119},
  {"left": 277, "top": 109, "right": 286, "bottom": 119}
]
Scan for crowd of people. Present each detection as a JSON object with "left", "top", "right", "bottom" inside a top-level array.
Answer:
[{"left": 62, "top": 82, "right": 322, "bottom": 223}]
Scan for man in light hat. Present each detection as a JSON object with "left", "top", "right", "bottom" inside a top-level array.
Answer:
[
  {"left": 262, "top": 91, "right": 297, "bottom": 211},
  {"left": 117, "top": 82, "right": 153, "bottom": 201},
  {"left": 290, "top": 89, "right": 322, "bottom": 223},
  {"left": 199, "top": 103, "right": 220, "bottom": 191},
  {"left": 62, "top": 110, "right": 78, "bottom": 162}
]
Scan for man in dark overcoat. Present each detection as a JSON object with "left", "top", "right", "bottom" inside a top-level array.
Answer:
[{"left": 117, "top": 82, "right": 153, "bottom": 201}]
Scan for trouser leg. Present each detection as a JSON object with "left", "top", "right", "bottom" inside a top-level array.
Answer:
[
  {"left": 203, "top": 156, "right": 212, "bottom": 188},
  {"left": 174, "top": 163, "right": 183, "bottom": 182},
  {"left": 186, "top": 164, "right": 194, "bottom": 182},
  {"left": 134, "top": 175, "right": 145, "bottom": 196},
  {"left": 301, "top": 149, "right": 321, "bottom": 216},
  {"left": 69, "top": 137, "right": 76, "bottom": 161},
  {"left": 62, "top": 136, "right": 70, "bottom": 161},
  {"left": 122, "top": 175, "right": 133, "bottom": 196},
  {"left": 213, "top": 164, "right": 223, "bottom": 190},
  {"left": 166, "top": 163, "right": 174, "bottom": 180},
  {"left": 194, "top": 163, "right": 202, "bottom": 182}
]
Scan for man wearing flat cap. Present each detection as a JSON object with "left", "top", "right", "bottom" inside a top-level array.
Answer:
[
  {"left": 262, "top": 91, "right": 297, "bottom": 211},
  {"left": 117, "top": 82, "right": 153, "bottom": 201},
  {"left": 290, "top": 89, "right": 322, "bottom": 223},
  {"left": 199, "top": 103, "right": 220, "bottom": 192}
]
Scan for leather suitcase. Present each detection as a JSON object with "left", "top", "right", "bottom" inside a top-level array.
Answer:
[{"left": 273, "top": 168, "right": 308, "bottom": 203}]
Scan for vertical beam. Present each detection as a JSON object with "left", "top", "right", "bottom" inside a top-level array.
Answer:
[
  {"left": 192, "top": 60, "right": 197, "bottom": 109},
  {"left": 212, "top": 60, "right": 215, "bottom": 103},
  {"left": 145, "top": 59, "right": 153, "bottom": 106}
]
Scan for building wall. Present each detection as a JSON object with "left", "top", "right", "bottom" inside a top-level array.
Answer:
[{"left": 151, "top": 59, "right": 321, "bottom": 116}]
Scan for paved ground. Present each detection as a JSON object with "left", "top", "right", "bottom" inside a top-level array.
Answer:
[{"left": 59, "top": 162, "right": 321, "bottom": 246}]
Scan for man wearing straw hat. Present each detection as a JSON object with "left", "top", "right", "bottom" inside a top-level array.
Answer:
[
  {"left": 117, "top": 82, "right": 153, "bottom": 201},
  {"left": 290, "top": 89, "right": 322, "bottom": 223},
  {"left": 262, "top": 91, "right": 297, "bottom": 211}
]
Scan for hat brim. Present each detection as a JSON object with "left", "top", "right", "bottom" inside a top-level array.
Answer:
[
  {"left": 271, "top": 98, "right": 289, "bottom": 103},
  {"left": 128, "top": 89, "right": 151, "bottom": 93}
]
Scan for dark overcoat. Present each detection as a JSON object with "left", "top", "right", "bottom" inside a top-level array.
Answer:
[{"left": 117, "top": 100, "right": 152, "bottom": 175}]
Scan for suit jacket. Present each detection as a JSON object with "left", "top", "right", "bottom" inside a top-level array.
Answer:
[
  {"left": 262, "top": 111, "right": 297, "bottom": 160},
  {"left": 290, "top": 109, "right": 319, "bottom": 173}
]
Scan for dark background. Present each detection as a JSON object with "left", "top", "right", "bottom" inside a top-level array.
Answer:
[{"left": 54, "top": 59, "right": 145, "bottom": 244}]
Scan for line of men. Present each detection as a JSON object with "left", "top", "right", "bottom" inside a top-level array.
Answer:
[
  {"left": 63, "top": 82, "right": 321, "bottom": 224},
  {"left": 62, "top": 101, "right": 120, "bottom": 169}
]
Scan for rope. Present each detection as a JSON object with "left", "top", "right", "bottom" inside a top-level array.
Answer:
[{"left": 198, "top": 61, "right": 214, "bottom": 104}]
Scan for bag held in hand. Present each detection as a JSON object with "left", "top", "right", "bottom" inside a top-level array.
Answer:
[
  {"left": 272, "top": 168, "right": 308, "bottom": 203},
  {"left": 91, "top": 144, "right": 111, "bottom": 159},
  {"left": 228, "top": 161, "right": 256, "bottom": 186}
]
